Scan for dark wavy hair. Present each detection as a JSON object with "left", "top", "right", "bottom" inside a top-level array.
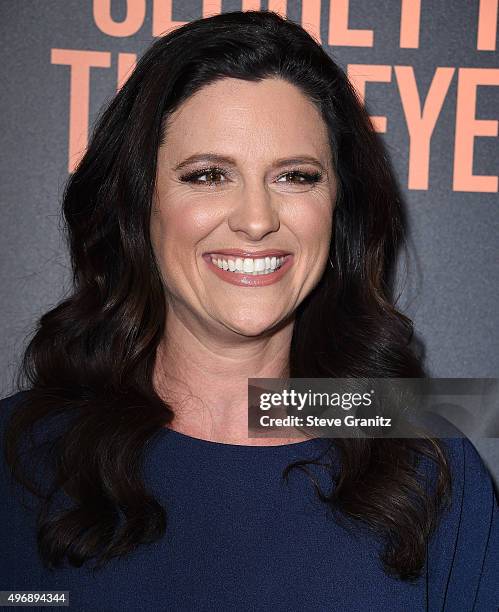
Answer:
[{"left": 3, "top": 10, "right": 450, "bottom": 580}]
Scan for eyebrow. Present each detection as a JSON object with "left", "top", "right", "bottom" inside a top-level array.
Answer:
[{"left": 173, "top": 153, "right": 326, "bottom": 172}]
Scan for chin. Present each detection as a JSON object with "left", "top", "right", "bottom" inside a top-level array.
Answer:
[{"left": 222, "top": 315, "right": 285, "bottom": 338}]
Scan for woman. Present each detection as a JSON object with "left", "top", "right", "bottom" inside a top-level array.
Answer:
[{"left": 1, "top": 10, "right": 497, "bottom": 612}]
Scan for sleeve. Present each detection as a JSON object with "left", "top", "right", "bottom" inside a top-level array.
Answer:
[{"left": 427, "top": 436, "right": 499, "bottom": 612}]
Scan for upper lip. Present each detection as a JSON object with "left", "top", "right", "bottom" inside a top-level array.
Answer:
[{"left": 203, "top": 249, "right": 292, "bottom": 258}]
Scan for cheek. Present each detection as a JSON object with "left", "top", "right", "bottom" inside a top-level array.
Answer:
[
  {"left": 288, "top": 199, "right": 333, "bottom": 254},
  {"left": 152, "top": 200, "right": 214, "bottom": 248},
  {"left": 179, "top": 205, "right": 224, "bottom": 240},
  {"left": 150, "top": 202, "right": 221, "bottom": 282}
]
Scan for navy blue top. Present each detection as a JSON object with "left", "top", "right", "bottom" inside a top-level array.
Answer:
[{"left": 1, "top": 391, "right": 498, "bottom": 611}]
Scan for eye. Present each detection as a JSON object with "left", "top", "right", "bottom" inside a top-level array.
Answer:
[
  {"left": 178, "top": 167, "right": 324, "bottom": 188},
  {"left": 276, "top": 170, "right": 323, "bottom": 185},
  {"left": 179, "top": 166, "right": 228, "bottom": 187}
]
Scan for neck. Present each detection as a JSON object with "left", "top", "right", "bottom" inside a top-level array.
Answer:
[{"left": 152, "top": 304, "right": 297, "bottom": 445}]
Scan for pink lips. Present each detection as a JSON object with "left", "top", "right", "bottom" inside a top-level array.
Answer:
[
  {"left": 202, "top": 252, "right": 293, "bottom": 287},
  {"left": 203, "top": 248, "right": 291, "bottom": 258}
]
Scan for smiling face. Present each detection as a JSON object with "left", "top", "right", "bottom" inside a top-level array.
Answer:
[{"left": 151, "top": 77, "right": 336, "bottom": 338}]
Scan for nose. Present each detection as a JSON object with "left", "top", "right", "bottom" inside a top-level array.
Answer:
[{"left": 227, "top": 179, "right": 280, "bottom": 240}]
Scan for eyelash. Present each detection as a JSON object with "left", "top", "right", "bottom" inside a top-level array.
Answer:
[{"left": 179, "top": 166, "right": 323, "bottom": 187}]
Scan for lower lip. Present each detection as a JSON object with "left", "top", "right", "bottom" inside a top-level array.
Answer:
[{"left": 202, "top": 254, "right": 293, "bottom": 286}]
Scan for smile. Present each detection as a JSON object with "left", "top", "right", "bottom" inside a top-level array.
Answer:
[
  {"left": 211, "top": 255, "right": 285, "bottom": 274},
  {"left": 202, "top": 253, "right": 293, "bottom": 287}
]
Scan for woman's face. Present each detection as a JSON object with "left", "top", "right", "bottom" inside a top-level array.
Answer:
[{"left": 151, "top": 77, "right": 336, "bottom": 338}]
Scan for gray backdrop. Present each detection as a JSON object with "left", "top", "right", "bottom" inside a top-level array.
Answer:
[{"left": 1, "top": 1, "right": 498, "bottom": 481}]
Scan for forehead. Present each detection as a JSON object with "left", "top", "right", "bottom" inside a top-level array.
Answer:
[{"left": 161, "top": 77, "right": 331, "bottom": 160}]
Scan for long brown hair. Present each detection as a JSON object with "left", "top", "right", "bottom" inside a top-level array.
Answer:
[{"left": 3, "top": 10, "right": 450, "bottom": 580}]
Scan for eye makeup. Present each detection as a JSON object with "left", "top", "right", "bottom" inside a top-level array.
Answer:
[{"left": 178, "top": 166, "right": 324, "bottom": 188}]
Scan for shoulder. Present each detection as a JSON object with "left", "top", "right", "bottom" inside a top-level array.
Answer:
[
  {"left": 438, "top": 437, "right": 497, "bottom": 526},
  {"left": 0, "top": 389, "right": 29, "bottom": 415},
  {"left": 428, "top": 436, "right": 498, "bottom": 611},
  {"left": 0, "top": 390, "right": 29, "bottom": 438},
  {"left": 0, "top": 389, "right": 55, "bottom": 500},
  {"left": 438, "top": 437, "right": 497, "bottom": 505},
  {"left": 0, "top": 390, "right": 31, "bottom": 480},
  {"left": 0, "top": 390, "right": 33, "bottom": 450}
]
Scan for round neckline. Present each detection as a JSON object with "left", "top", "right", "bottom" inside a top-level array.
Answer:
[{"left": 161, "top": 425, "right": 331, "bottom": 455}]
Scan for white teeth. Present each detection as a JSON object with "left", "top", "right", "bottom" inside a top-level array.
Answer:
[
  {"left": 209, "top": 254, "right": 287, "bottom": 275},
  {"left": 243, "top": 258, "right": 254, "bottom": 273},
  {"left": 254, "top": 258, "right": 265, "bottom": 272}
]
